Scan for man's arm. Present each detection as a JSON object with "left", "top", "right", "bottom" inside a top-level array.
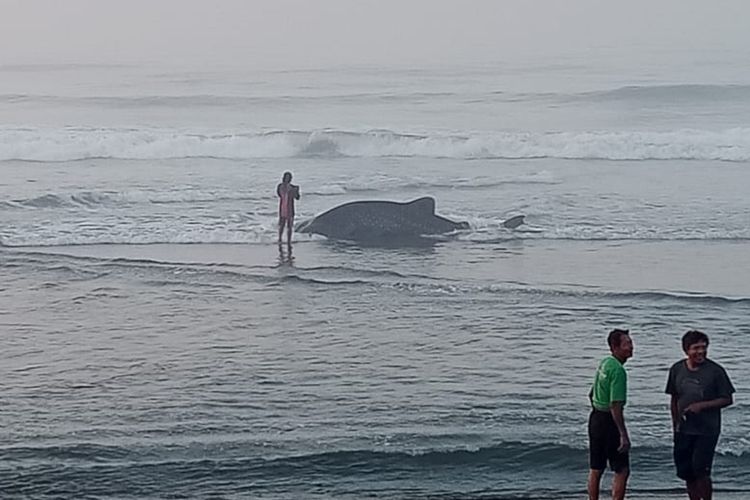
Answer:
[
  {"left": 293, "top": 185, "right": 300, "bottom": 200},
  {"left": 610, "top": 401, "right": 630, "bottom": 453},
  {"left": 666, "top": 365, "right": 679, "bottom": 430},
  {"left": 670, "top": 394, "right": 680, "bottom": 431},
  {"left": 684, "top": 395, "right": 733, "bottom": 414}
]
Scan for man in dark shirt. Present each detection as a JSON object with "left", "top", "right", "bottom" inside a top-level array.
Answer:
[{"left": 665, "top": 330, "right": 735, "bottom": 500}]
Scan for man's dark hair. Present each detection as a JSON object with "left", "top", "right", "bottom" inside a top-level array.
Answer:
[
  {"left": 282, "top": 171, "right": 293, "bottom": 183},
  {"left": 607, "top": 328, "right": 630, "bottom": 350},
  {"left": 682, "top": 329, "right": 709, "bottom": 352}
]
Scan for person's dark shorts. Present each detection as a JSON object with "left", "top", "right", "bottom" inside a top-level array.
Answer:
[
  {"left": 673, "top": 432, "right": 719, "bottom": 481},
  {"left": 588, "top": 409, "right": 629, "bottom": 472}
]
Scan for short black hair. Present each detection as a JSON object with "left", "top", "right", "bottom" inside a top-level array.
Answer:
[
  {"left": 682, "top": 330, "right": 709, "bottom": 352},
  {"left": 607, "top": 328, "right": 630, "bottom": 350},
  {"left": 282, "top": 171, "right": 293, "bottom": 182}
]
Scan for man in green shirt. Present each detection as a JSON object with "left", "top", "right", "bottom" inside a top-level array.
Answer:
[{"left": 587, "top": 328, "right": 633, "bottom": 500}]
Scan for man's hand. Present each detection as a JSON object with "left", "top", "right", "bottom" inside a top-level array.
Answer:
[
  {"left": 684, "top": 402, "right": 705, "bottom": 414},
  {"left": 618, "top": 435, "right": 631, "bottom": 454}
]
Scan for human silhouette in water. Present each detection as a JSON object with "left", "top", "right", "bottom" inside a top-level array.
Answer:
[
  {"left": 277, "top": 171, "right": 300, "bottom": 245},
  {"left": 277, "top": 241, "right": 294, "bottom": 266}
]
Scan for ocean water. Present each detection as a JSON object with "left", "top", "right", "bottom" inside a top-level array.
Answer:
[{"left": 1, "top": 56, "right": 750, "bottom": 499}]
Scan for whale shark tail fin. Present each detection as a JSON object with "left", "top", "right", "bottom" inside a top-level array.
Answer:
[
  {"left": 503, "top": 214, "right": 525, "bottom": 229},
  {"left": 406, "top": 197, "right": 436, "bottom": 215}
]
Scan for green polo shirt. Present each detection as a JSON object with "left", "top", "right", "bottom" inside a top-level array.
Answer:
[{"left": 590, "top": 355, "right": 627, "bottom": 411}]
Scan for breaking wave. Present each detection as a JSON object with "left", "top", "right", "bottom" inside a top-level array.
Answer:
[
  {"left": 1, "top": 439, "right": 748, "bottom": 499},
  {"left": 2, "top": 126, "right": 750, "bottom": 162}
]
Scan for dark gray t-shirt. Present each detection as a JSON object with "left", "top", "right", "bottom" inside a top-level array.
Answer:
[{"left": 665, "top": 359, "right": 735, "bottom": 435}]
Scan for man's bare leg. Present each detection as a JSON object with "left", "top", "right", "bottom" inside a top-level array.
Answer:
[
  {"left": 587, "top": 469, "right": 603, "bottom": 500},
  {"left": 278, "top": 218, "right": 284, "bottom": 243},
  {"left": 611, "top": 468, "right": 629, "bottom": 500},
  {"left": 686, "top": 477, "right": 711, "bottom": 500},
  {"left": 686, "top": 480, "right": 701, "bottom": 500},
  {"left": 699, "top": 476, "right": 713, "bottom": 500},
  {"left": 286, "top": 220, "right": 293, "bottom": 245}
]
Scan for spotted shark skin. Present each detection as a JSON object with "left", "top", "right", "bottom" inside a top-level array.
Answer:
[{"left": 295, "top": 197, "right": 470, "bottom": 242}]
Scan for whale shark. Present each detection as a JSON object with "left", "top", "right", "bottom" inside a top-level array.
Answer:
[{"left": 296, "top": 196, "right": 524, "bottom": 242}]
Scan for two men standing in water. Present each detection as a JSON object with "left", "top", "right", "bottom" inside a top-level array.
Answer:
[
  {"left": 277, "top": 171, "right": 300, "bottom": 245},
  {"left": 587, "top": 329, "right": 735, "bottom": 500}
]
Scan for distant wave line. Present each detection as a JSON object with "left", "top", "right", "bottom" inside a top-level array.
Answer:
[
  {"left": 4, "top": 83, "right": 750, "bottom": 106},
  {"left": 574, "top": 83, "right": 750, "bottom": 102},
  {"left": 0, "top": 90, "right": 459, "bottom": 107}
]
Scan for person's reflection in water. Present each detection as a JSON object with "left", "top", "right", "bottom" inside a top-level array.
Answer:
[{"left": 277, "top": 242, "right": 294, "bottom": 266}]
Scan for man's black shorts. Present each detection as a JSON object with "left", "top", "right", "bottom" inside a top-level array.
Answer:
[
  {"left": 673, "top": 432, "right": 719, "bottom": 481},
  {"left": 588, "top": 409, "right": 629, "bottom": 472}
]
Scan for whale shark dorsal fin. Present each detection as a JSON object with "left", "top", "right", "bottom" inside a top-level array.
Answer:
[
  {"left": 503, "top": 214, "right": 525, "bottom": 229},
  {"left": 406, "top": 197, "right": 436, "bottom": 215}
]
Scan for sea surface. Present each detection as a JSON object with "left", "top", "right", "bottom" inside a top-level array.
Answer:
[{"left": 1, "top": 54, "right": 750, "bottom": 499}]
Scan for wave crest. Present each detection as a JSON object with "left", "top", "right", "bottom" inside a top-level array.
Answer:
[{"left": 2, "top": 126, "right": 750, "bottom": 162}]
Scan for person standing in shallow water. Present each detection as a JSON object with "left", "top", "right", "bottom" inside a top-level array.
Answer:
[
  {"left": 666, "top": 330, "right": 734, "bottom": 500},
  {"left": 587, "top": 328, "right": 633, "bottom": 500},
  {"left": 277, "top": 171, "right": 300, "bottom": 245}
]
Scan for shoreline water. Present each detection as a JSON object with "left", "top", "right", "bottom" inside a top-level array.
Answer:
[
  {"left": 3, "top": 238, "right": 748, "bottom": 498},
  {"left": 12, "top": 238, "right": 750, "bottom": 299}
]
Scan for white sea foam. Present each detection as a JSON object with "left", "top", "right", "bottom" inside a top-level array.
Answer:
[
  {"left": 3, "top": 219, "right": 749, "bottom": 247},
  {"left": 0, "top": 223, "right": 277, "bottom": 247},
  {"left": 2, "top": 189, "right": 259, "bottom": 209},
  {"left": 2, "top": 126, "right": 749, "bottom": 162}
]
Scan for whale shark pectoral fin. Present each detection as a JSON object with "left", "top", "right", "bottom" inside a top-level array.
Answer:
[
  {"left": 503, "top": 214, "right": 525, "bottom": 229},
  {"left": 295, "top": 218, "right": 313, "bottom": 233},
  {"left": 405, "top": 197, "right": 436, "bottom": 215}
]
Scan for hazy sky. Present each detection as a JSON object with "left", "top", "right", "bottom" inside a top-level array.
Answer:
[{"left": 1, "top": 0, "right": 748, "bottom": 69}]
